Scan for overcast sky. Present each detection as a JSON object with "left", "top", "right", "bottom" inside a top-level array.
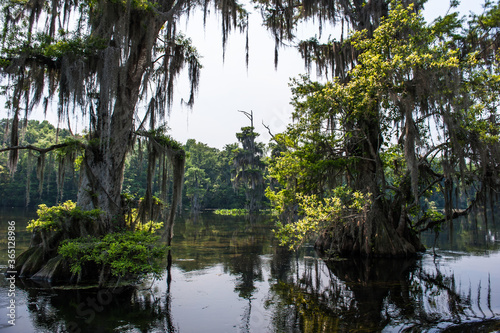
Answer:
[{"left": 3, "top": 0, "right": 487, "bottom": 149}]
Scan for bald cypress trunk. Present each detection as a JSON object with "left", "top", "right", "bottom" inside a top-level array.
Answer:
[
  {"left": 316, "top": 110, "right": 425, "bottom": 257},
  {"left": 77, "top": 16, "right": 163, "bottom": 226},
  {"left": 13, "top": 17, "right": 178, "bottom": 283}
]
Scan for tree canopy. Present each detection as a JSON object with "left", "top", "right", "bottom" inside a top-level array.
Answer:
[
  {"left": 267, "top": 1, "right": 500, "bottom": 256},
  {"left": 2, "top": 0, "right": 499, "bottom": 284}
]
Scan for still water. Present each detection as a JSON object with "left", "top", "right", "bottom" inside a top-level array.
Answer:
[{"left": 0, "top": 209, "right": 499, "bottom": 332}]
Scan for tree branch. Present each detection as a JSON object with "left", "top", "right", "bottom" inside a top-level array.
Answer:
[
  {"left": 417, "top": 201, "right": 475, "bottom": 233},
  {"left": 0, "top": 143, "right": 73, "bottom": 154},
  {"left": 262, "top": 121, "right": 277, "bottom": 142}
]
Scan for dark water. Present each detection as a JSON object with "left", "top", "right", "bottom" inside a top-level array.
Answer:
[{"left": 0, "top": 209, "right": 499, "bottom": 332}]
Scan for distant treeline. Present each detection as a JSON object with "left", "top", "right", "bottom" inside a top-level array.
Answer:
[
  {"left": 0, "top": 119, "right": 79, "bottom": 207},
  {"left": 0, "top": 119, "right": 265, "bottom": 210}
]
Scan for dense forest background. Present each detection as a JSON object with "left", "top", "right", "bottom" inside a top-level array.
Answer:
[{"left": 0, "top": 119, "right": 267, "bottom": 210}]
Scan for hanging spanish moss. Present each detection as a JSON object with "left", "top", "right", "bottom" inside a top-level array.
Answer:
[
  {"left": 134, "top": 127, "right": 186, "bottom": 244},
  {"left": 36, "top": 153, "right": 46, "bottom": 197},
  {"left": 0, "top": 0, "right": 252, "bottom": 285},
  {"left": 258, "top": 0, "right": 421, "bottom": 77},
  {"left": 267, "top": 2, "right": 500, "bottom": 258}
]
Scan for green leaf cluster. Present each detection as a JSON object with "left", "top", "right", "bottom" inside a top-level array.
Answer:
[
  {"left": 214, "top": 208, "right": 248, "bottom": 216},
  {"left": 2, "top": 30, "right": 107, "bottom": 62},
  {"left": 145, "top": 127, "right": 183, "bottom": 151},
  {"left": 58, "top": 230, "right": 167, "bottom": 279},
  {"left": 27, "top": 200, "right": 103, "bottom": 232},
  {"left": 274, "top": 186, "right": 371, "bottom": 249}
]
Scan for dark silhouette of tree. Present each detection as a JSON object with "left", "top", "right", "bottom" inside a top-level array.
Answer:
[{"left": 232, "top": 111, "right": 266, "bottom": 213}]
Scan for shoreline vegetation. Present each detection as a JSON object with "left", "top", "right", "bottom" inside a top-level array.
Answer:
[
  {"left": 1, "top": 0, "right": 499, "bottom": 286},
  {"left": 214, "top": 208, "right": 249, "bottom": 216}
]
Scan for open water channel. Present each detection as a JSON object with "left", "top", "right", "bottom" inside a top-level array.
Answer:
[{"left": 0, "top": 209, "right": 499, "bottom": 332}]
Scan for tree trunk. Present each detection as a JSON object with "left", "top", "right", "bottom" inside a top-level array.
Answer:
[
  {"left": 77, "top": 137, "right": 129, "bottom": 231},
  {"left": 316, "top": 111, "right": 425, "bottom": 257},
  {"left": 15, "top": 18, "right": 170, "bottom": 283},
  {"left": 77, "top": 18, "right": 163, "bottom": 228}
]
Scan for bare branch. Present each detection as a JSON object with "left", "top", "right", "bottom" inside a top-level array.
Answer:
[
  {"left": 262, "top": 121, "right": 276, "bottom": 142},
  {"left": 0, "top": 143, "right": 76, "bottom": 154},
  {"left": 238, "top": 110, "right": 254, "bottom": 127}
]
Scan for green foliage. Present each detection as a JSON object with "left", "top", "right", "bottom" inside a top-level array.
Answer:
[
  {"left": 135, "top": 126, "right": 184, "bottom": 152},
  {"left": 36, "top": 34, "right": 107, "bottom": 60},
  {"left": 267, "top": 1, "right": 500, "bottom": 252},
  {"left": 0, "top": 119, "right": 79, "bottom": 207},
  {"left": 232, "top": 125, "right": 267, "bottom": 213},
  {"left": 27, "top": 200, "right": 103, "bottom": 232},
  {"left": 214, "top": 208, "right": 249, "bottom": 216},
  {"left": 173, "top": 33, "right": 203, "bottom": 68},
  {"left": 124, "top": 203, "right": 164, "bottom": 232},
  {"left": 122, "top": 139, "right": 247, "bottom": 211},
  {"left": 2, "top": 30, "right": 107, "bottom": 62},
  {"left": 58, "top": 230, "right": 167, "bottom": 279},
  {"left": 274, "top": 186, "right": 371, "bottom": 249},
  {"left": 184, "top": 166, "right": 209, "bottom": 210}
]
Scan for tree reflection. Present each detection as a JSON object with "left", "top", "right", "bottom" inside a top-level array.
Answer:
[
  {"left": 266, "top": 254, "right": 500, "bottom": 332},
  {"left": 16, "top": 279, "right": 177, "bottom": 332},
  {"left": 419, "top": 212, "right": 500, "bottom": 253},
  {"left": 10, "top": 213, "right": 499, "bottom": 332}
]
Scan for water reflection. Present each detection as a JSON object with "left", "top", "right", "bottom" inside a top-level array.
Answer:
[
  {"left": 0, "top": 277, "right": 177, "bottom": 332},
  {"left": 1, "top": 211, "right": 499, "bottom": 332},
  {"left": 266, "top": 253, "right": 500, "bottom": 332}
]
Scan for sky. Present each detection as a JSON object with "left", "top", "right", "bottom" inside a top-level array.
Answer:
[{"left": 2, "top": 0, "right": 487, "bottom": 150}]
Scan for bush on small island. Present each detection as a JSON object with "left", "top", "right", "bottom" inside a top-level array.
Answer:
[{"left": 17, "top": 200, "right": 168, "bottom": 286}]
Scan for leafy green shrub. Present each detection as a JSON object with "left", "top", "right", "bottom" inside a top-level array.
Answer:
[
  {"left": 274, "top": 186, "right": 372, "bottom": 249},
  {"left": 58, "top": 230, "right": 167, "bottom": 279},
  {"left": 27, "top": 200, "right": 103, "bottom": 232}
]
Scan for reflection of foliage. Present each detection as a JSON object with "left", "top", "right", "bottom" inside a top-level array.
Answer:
[
  {"left": 266, "top": 254, "right": 500, "bottom": 332},
  {"left": 267, "top": 281, "right": 349, "bottom": 332},
  {"left": 18, "top": 284, "right": 177, "bottom": 332},
  {"left": 231, "top": 252, "right": 263, "bottom": 299},
  {"left": 171, "top": 213, "right": 274, "bottom": 272}
]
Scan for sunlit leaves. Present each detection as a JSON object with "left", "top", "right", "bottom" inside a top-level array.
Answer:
[
  {"left": 27, "top": 200, "right": 103, "bottom": 232},
  {"left": 58, "top": 230, "right": 167, "bottom": 278},
  {"left": 267, "top": 0, "right": 500, "bottom": 251},
  {"left": 274, "top": 186, "right": 371, "bottom": 249}
]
